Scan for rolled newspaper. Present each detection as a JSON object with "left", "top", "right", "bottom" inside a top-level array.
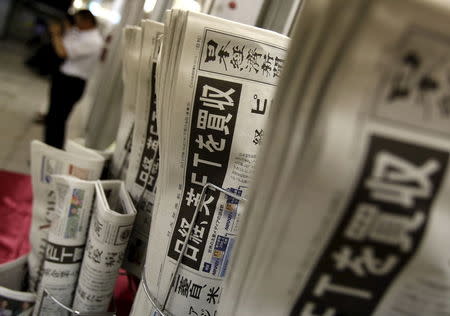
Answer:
[
  {"left": 28, "top": 141, "right": 105, "bottom": 292},
  {"left": 72, "top": 181, "right": 136, "bottom": 313},
  {"left": 33, "top": 176, "right": 96, "bottom": 316}
]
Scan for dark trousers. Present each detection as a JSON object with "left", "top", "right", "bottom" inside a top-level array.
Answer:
[{"left": 45, "top": 72, "right": 86, "bottom": 149}]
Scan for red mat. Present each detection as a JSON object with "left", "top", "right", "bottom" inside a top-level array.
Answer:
[
  {"left": 0, "top": 170, "right": 32, "bottom": 263},
  {"left": 0, "top": 169, "right": 136, "bottom": 315}
]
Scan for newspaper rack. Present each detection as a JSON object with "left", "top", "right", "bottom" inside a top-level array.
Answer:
[
  {"left": 141, "top": 182, "right": 247, "bottom": 316},
  {"left": 41, "top": 288, "right": 116, "bottom": 316}
]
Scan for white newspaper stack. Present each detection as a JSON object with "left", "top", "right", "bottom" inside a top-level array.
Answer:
[
  {"left": 28, "top": 141, "right": 105, "bottom": 292},
  {"left": 33, "top": 176, "right": 96, "bottom": 316},
  {"left": 220, "top": 0, "right": 450, "bottom": 315},
  {"left": 130, "top": 10, "right": 289, "bottom": 316},
  {"left": 110, "top": 26, "right": 143, "bottom": 180},
  {"left": 123, "top": 20, "right": 164, "bottom": 277},
  {"left": 72, "top": 181, "right": 136, "bottom": 313},
  {"left": 0, "top": 255, "right": 35, "bottom": 316}
]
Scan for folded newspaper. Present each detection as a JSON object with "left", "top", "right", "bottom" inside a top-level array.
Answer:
[
  {"left": 130, "top": 10, "right": 289, "bottom": 316},
  {"left": 33, "top": 176, "right": 96, "bottom": 316},
  {"left": 110, "top": 26, "right": 143, "bottom": 180},
  {"left": 28, "top": 141, "right": 105, "bottom": 292},
  {"left": 220, "top": 0, "right": 450, "bottom": 315},
  {"left": 65, "top": 139, "right": 114, "bottom": 179},
  {"left": 72, "top": 180, "right": 136, "bottom": 313},
  {"left": 0, "top": 255, "right": 35, "bottom": 316},
  {"left": 123, "top": 19, "right": 164, "bottom": 278}
]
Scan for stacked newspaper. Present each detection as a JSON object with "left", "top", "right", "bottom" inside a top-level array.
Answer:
[
  {"left": 72, "top": 180, "right": 136, "bottom": 313},
  {"left": 220, "top": 0, "right": 450, "bottom": 315},
  {"left": 110, "top": 26, "right": 143, "bottom": 180},
  {"left": 33, "top": 176, "right": 97, "bottom": 316},
  {"left": 130, "top": 10, "right": 289, "bottom": 316},
  {"left": 123, "top": 20, "right": 164, "bottom": 277},
  {"left": 28, "top": 141, "right": 105, "bottom": 292}
]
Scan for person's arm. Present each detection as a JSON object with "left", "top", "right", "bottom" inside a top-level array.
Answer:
[{"left": 49, "top": 23, "right": 67, "bottom": 58}]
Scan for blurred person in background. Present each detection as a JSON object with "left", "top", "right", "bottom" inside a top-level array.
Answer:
[
  {"left": 28, "top": 14, "right": 76, "bottom": 123},
  {"left": 44, "top": 9, "right": 103, "bottom": 149},
  {"left": 25, "top": 14, "right": 75, "bottom": 77}
]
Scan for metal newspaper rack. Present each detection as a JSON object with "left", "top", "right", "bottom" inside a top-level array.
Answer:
[
  {"left": 141, "top": 182, "right": 247, "bottom": 316},
  {"left": 41, "top": 288, "right": 116, "bottom": 316}
]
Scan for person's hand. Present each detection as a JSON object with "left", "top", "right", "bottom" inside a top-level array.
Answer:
[{"left": 49, "top": 23, "right": 62, "bottom": 36}]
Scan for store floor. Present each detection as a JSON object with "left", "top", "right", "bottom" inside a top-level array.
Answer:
[
  {"left": 0, "top": 41, "right": 83, "bottom": 174},
  {"left": 0, "top": 41, "right": 46, "bottom": 174}
]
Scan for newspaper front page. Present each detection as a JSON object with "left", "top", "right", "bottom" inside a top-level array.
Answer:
[
  {"left": 33, "top": 176, "right": 96, "bottom": 316},
  {"left": 123, "top": 20, "right": 164, "bottom": 277},
  {"left": 220, "top": 0, "right": 450, "bottom": 315},
  {"left": 0, "top": 255, "right": 35, "bottom": 316},
  {"left": 28, "top": 141, "right": 105, "bottom": 292},
  {"left": 130, "top": 10, "right": 289, "bottom": 316},
  {"left": 110, "top": 26, "right": 143, "bottom": 180},
  {"left": 72, "top": 181, "right": 136, "bottom": 313}
]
